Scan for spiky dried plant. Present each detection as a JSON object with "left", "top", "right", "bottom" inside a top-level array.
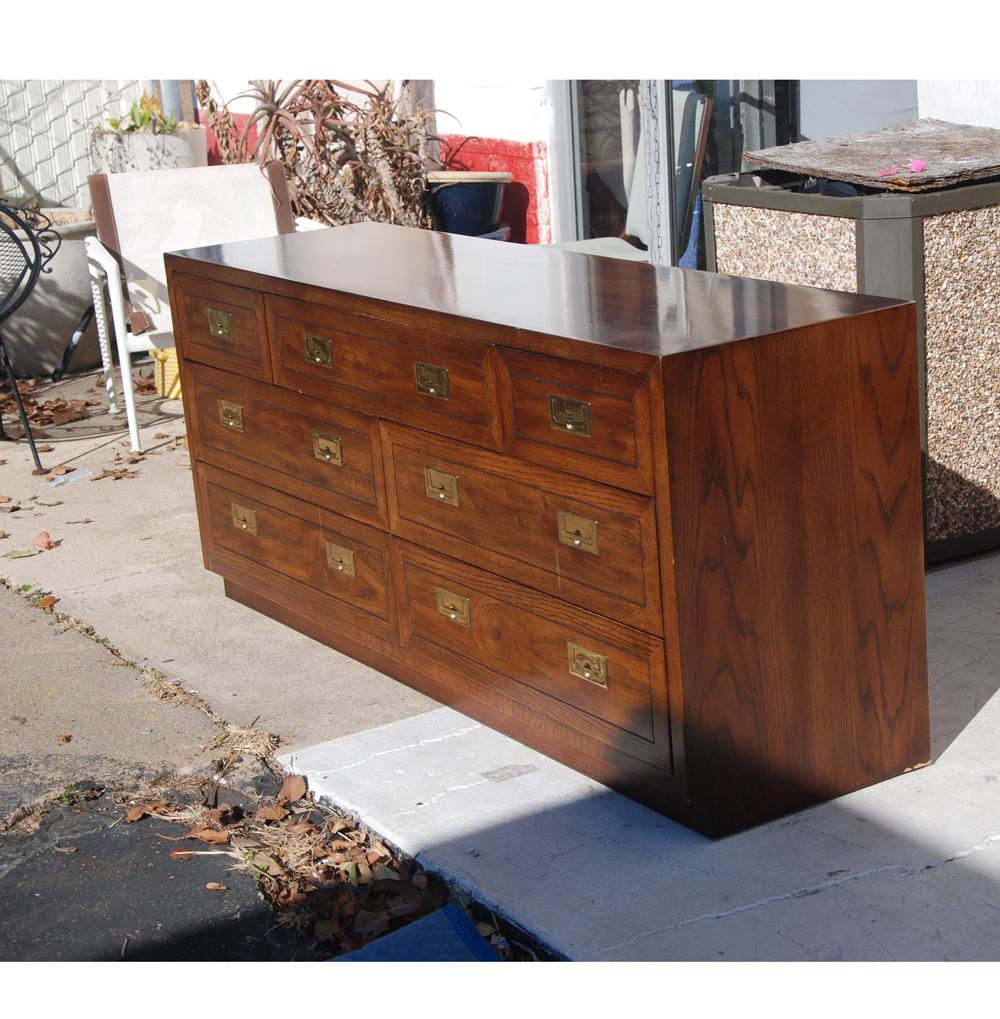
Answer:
[{"left": 196, "top": 79, "right": 437, "bottom": 229}]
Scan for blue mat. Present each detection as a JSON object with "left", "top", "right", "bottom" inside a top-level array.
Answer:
[{"left": 332, "top": 903, "right": 501, "bottom": 962}]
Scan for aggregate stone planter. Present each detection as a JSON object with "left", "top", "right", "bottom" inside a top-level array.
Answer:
[
  {"left": 3, "top": 208, "right": 102, "bottom": 378},
  {"left": 91, "top": 125, "right": 208, "bottom": 174},
  {"left": 703, "top": 170, "right": 1000, "bottom": 563}
]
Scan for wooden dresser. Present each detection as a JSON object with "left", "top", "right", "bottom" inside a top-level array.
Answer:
[{"left": 166, "top": 223, "right": 930, "bottom": 837}]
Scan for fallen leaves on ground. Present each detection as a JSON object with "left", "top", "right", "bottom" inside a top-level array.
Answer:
[
  {"left": 0, "top": 531, "right": 8, "bottom": 540},
  {"left": 66, "top": 518, "right": 93, "bottom": 525},
  {"left": 112, "top": 451, "right": 144, "bottom": 466},
  {"left": 34, "top": 531, "right": 59, "bottom": 550},
  {"left": 115, "top": 772, "right": 527, "bottom": 960},
  {"left": 36, "top": 595, "right": 59, "bottom": 612},
  {"left": 205, "top": 882, "right": 227, "bottom": 891},
  {"left": 125, "top": 801, "right": 169, "bottom": 822},
  {"left": 45, "top": 466, "right": 73, "bottom": 479},
  {"left": 57, "top": 732, "right": 72, "bottom": 744},
  {"left": 0, "top": 495, "right": 10, "bottom": 503},
  {"left": 35, "top": 444, "right": 54, "bottom": 453},
  {"left": 3, "top": 548, "right": 40, "bottom": 559},
  {"left": 91, "top": 468, "right": 139, "bottom": 482},
  {"left": 0, "top": 381, "right": 96, "bottom": 428}
]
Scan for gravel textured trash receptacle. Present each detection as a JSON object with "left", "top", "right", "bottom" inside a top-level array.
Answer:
[{"left": 703, "top": 123, "right": 1000, "bottom": 563}]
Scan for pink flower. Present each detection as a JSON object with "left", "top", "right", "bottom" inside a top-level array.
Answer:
[
  {"left": 908, "top": 159, "right": 926, "bottom": 172},
  {"left": 878, "top": 167, "right": 890, "bottom": 177}
]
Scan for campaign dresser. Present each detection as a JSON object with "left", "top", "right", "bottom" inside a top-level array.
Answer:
[{"left": 165, "top": 222, "right": 930, "bottom": 837}]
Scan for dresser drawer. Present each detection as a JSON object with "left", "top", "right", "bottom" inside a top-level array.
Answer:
[
  {"left": 185, "top": 363, "right": 386, "bottom": 528},
  {"left": 266, "top": 295, "right": 502, "bottom": 450},
  {"left": 382, "top": 422, "right": 662, "bottom": 635},
  {"left": 499, "top": 348, "right": 656, "bottom": 495},
  {"left": 396, "top": 541, "right": 671, "bottom": 768},
  {"left": 172, "top": 274, "right": 270, "bottom": 382},
  {"left": 199, "top": 464, "right": 393, "bottom": 627}
]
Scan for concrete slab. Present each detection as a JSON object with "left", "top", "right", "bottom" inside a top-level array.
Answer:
[
  {"left": 280, "top": 551, "right": 1000, "bottom": 961},
  {"left": 1, "top": 367, "right": 435, "bottom": 751}
]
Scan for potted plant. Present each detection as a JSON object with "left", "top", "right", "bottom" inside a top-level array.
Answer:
[{"left": 91, "top": 91, "right": 207, "bottom": 174}]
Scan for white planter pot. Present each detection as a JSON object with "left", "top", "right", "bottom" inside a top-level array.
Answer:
[
  {"left": 4, "top": 209, "right": 102, "bottom": 378},
  {"left": 91, "top": 125, "right": 208, "bottom": 174}
]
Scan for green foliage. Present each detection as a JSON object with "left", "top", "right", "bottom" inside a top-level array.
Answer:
[{"left": 108, "top": 91, "right": 178, "bottom": 135}]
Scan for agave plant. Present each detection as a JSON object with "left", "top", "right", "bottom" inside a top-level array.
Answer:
[{"left": 196, "top": 79, "right": 438, "bottom": 229}]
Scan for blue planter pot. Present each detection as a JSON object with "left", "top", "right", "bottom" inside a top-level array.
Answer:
[{"left": 427, "top": 171, "right": 512, "bottom": 236}]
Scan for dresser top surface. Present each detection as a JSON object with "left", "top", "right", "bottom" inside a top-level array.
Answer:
[{"left": 167, "top": 222, "right": 908, "bottom": 357}]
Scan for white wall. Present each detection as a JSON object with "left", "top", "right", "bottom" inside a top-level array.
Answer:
[
  {"left": 432, "top": 79, "right": 549, "bottom": 141},
  {"left": 918, "top": 81, "right": 1000, "bottom": 128},
  {"left": 799, "top": 80, "right": 918, "bottom": 140}
]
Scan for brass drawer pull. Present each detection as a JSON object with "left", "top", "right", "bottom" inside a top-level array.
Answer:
[
  {"left": 207, "top": 307, "right": 234, "bottom": 341},
  {"left": 550, "top": 395, "right": 592, "bottom": 437},
  {"left": 303, "top": 332, "right": 333, "bottom": 368},
  {"left": 230, "top": 502, "right": 258, "bottom": 536},
  {"left": 557, "top": 510, "right": 599, "bottom": 555},
  {"left": 424, "top": 466, "right": 460, "bottom": 506},
  {"left": 324, "top": 541, "right": 356, "bottom": 579},
  {"left": 567, "top": 642, "right": 608, "bottom": 688},
  {"left": 436, "top": 587, "right": 471, "bottom": 629},
  {"left": 313, "top": 431, "right": 343, "bottom": 466},
  {"left": 415, "top": 361, "right": 450, "bottom": 400},
  {"left": 217, "top": 399, "right": 245, "bottom": 432}
]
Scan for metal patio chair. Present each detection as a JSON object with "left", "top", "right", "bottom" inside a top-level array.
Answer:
[{"left": 0, "top": 202, "right": 60, "bottom": 472}]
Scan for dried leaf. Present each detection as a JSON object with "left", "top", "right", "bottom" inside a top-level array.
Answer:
[
  {"left": 205, "top": 882, "right": 228, "bottom": 891},
  {"left": 0, "top": 504, "right": 19, "bottom": 513},
  {"left": 47, "top": 465, "right": 72, "bottom": 477},
  {"left": 36, "top": 444, "right": 54, "bottom": 452},
  {"left": 252, "top": 851, "right": 283, "bottom": 875},
  {"left": 372, "top": 864, "right": 400, "bottom": 881},
  {"left": 286, "top": 822, "right": 318, "bottom": 836},
  {"left": 126, "top": 800, "right": 167, "bottom": 822},
  {"left": 66, "top": 518, "right": 93, "bottom": 525},
  {"left": 255, "top": 803, "right": 289, "bottom": 823},
  {"left": 0, "top": 531, "right": 8, "bottom": 540},
  {"left": 0, "top": 495, "right": 10, "bottom": 503},
  {"left": 57, "top": 732, "right": 72, "bottom": 743},
  {"left": 3, "top": 548, "right": 41, "bottom": 559},
  {"left": 53, "top": 845, "right": 78, "bottom": 854},
  {"left": 154, "top": 432, "right": 170, "bottom": 440},
  {"left": 188, "top": 826, "right": 230, "bottom": 845},
  {"left": 277, "top": 773, "right": 307, "bottom": 804},
  {"left": 170, "top": 847, "right": 194, "bottom": 861},
  {"left": 34, "top": 531, "right": 58, "bottom": 550},
  {"left": 36, "top": 595, "right": 59, "bottom": 612},
  {"left": 91, "top": 468, "right": 139, "bottom": 482}
]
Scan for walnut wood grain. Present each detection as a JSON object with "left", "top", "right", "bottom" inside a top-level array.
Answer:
[
  {"left": 664, "top": 304, "right": 929, "bottom": 835},
  {"left": 498, "top": 348, "right": 657, "bottom": 495},
  {"left": 168, "top": 224, "right": 930, "bottom": 838},
  {"left": 265, "top": 293, "right": 502, "bottom": 450},
  {"left": 200, "top": 463, "right": 393, "bottom": 627},
  {"left": 165, "top": 222, "right": 909, "bottom": 360},
  {"left": 185, "top": 361, "right": 387, "bottom": 528},
  {"left": 171, "top": 272, "right": 271, "bottom": 383},
  {"left": 381, "top": 420, "right": 663, "bottom": 635}
]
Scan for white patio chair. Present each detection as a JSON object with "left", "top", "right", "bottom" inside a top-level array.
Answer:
[{"left": 85, "top": 162, "right": 324, "bottom": 451}]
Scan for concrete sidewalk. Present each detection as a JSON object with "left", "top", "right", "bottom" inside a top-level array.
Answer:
[
  {"left": 4, "top": 368, "right": 999, "bottom": 960},
  {"left": 280, "top": 551, "right": 1000, "bottom": 961}
]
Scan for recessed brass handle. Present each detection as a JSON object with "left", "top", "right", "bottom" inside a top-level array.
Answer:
[
  {"left": 436, "top": 586, "right": 471, "bottom": 629},
  {"left": 567, "top": 642, "right": 608, "bottom": 688},
  {"left": 424, "top": 466, "right": 460, "bottom": 506},
  {"left": 230, "top": 502, "right": 258, "bottom": 536},
  {"left": 207, "top": 307, "right": 234, "bottom": 341},
  {"left": 324, "top": 541, "right": 356, "bottom": 579},
  {"left": 312, "top": 431, "right": 343, "bottom": 467},
  {"left": 415, "top": 361, "right": 450, "bottom": 400},
  {"left": 550, "top": 395, "right": 592, "bottom": 437},
  {"left": 303, "top": 332, "right": 333, "bottom": 368},
  {"left": 217, "top": 399, "right": 245, "bottom": 432},
  {"left": 557, "top": 510, "right": 599, "bottom": 555}
]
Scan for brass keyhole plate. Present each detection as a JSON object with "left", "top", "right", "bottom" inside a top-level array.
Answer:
[
  {"left": 549, "top": 395, "right": 593, "bottom": 437},
  {"left": 424, "top": 466, "right": 460, "bottom": 506},
  {"left": 557, "top": 510, "right": 599, "bottom": 555},
  {"left": 207, "top": 307, "right": 234, "bottom": 341},
  {"left": 324, "top": 541, "right": 356, "bottom": 579},
  {"left": 567, "top": 641, "right": 608, "bottom": 688},
  {"left": 312, "top": 431, "right": 344, "bottom": 467},
  {"left": 303, "top": 332, "right": 333, "bottom": 368},
  {"left": 415, "top": 361, "right": 451, "bottom": 400},
  {"left": 217, "top": 399, "right": 245, "bottom": 432},
  {"left": 435, "top": 586, "right": 471, "bottom": 628},
  {"left": 230, "top": 502, "right": 258, "bottom": 536}
]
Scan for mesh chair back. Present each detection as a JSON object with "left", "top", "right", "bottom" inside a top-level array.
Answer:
[
  {"left": 91, "top": 164, "right": 283, "bottom": 335},
  {"left": 0, "top": 205, "right": 42, "bottom": 323}
]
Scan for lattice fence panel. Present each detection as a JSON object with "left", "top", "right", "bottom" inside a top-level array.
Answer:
[{"left": 0, "top": 79, "right": 152, "bottom": 208}]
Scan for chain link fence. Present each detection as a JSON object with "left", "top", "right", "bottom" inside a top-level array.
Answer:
[{"left": 0, "top": 80, "right": 152, "bottom": 209}]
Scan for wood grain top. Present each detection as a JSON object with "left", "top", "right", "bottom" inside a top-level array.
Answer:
[{"left": 165, "top": 222, "right": 909, "bottom": 359}]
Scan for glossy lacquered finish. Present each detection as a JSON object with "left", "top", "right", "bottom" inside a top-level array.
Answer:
[{"left": 167, "top": 223, "right": 930, "bottom": 837}]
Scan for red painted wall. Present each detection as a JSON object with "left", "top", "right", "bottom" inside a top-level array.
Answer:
[{"left": 440, "top": 134, "right": 550, "bottom": 244}]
